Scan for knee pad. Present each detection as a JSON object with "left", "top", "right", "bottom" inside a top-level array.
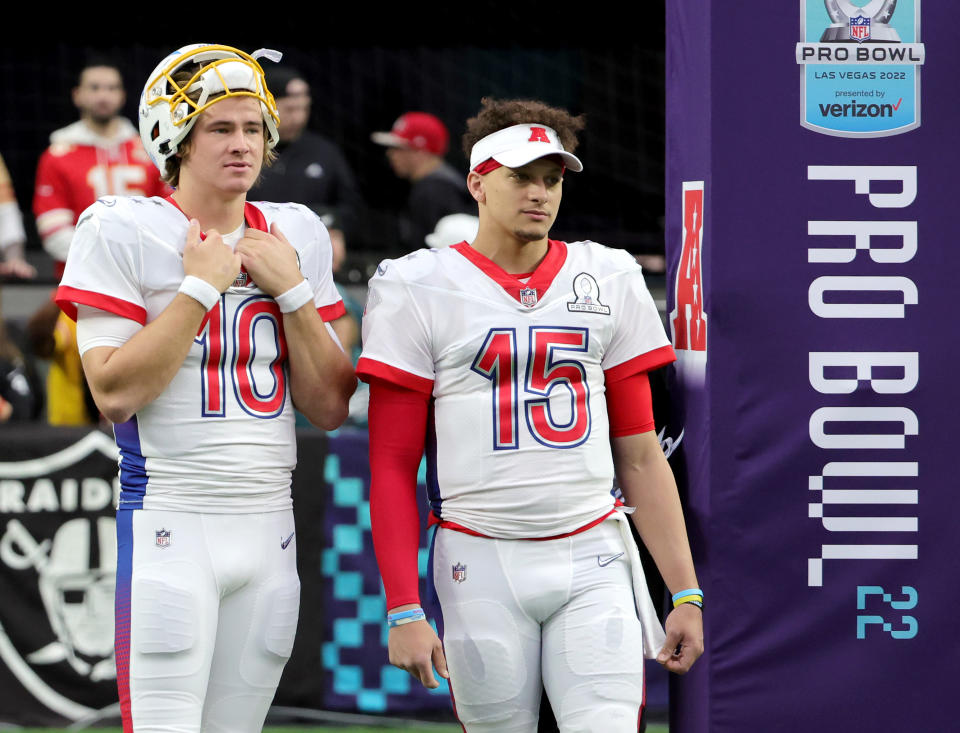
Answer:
[
  {"left": 259, "top": 579, "right": 300, "bottom": 659},
  {"left": 562, "top": 606, "right": 645, "bottom": 677},
  {"left": 444, "top": 600, "right": 538, "bottom": 727},
  {"left": 236, "top": 574, "right": 300, "bottom": 689},
  {"left": 556, "top": 680, "right": 644, "bottom": 733},
  {"left": 130, "top": 563, "right": 203, "bottom": 678}
]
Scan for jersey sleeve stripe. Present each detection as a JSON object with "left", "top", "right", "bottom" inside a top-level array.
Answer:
[
  {"left": 604, "top": 344, "right": 677, "bottom": 384},
  {"left": 55, "top": 286, "right": 147, "bottom": 325},
  {"left": 356, "top": 357, "right": 434, "bottom": 394},
  {"left": 35, "top": 208, "right": 74, "bottom": 231},
  {"left": 317, "top": 299, "right": 347, "bottom": 322}
]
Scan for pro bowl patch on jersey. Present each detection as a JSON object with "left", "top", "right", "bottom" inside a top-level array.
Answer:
[
  {"left": 796, "top": 0, "right": 924, "bottom": 137},
  {"left": 567, "top": 272, "right": 611, "bottom": 315}
]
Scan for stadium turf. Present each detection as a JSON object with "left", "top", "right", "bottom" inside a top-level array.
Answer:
[{"left": 21, "top": 726, "right": 670, "bottom": 733}]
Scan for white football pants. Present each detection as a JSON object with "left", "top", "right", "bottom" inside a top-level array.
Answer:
[
  {"left": 116, "top": 509, "right": 300, "bottom": 733},
  {"left": 433, "top": 518, "right": 647, "bottom": 733}
]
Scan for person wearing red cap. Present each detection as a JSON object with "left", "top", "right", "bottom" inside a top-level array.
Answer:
[
  {"left": 359, "top": 98, "right": 703, "bottom": 731},
  {"left": 371, "top": 111, "right": 473, "bottom": 251}
]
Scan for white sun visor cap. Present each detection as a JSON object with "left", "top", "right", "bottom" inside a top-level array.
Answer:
[{"left": 469, "top": 123, "right": 583, "bottom": 172}]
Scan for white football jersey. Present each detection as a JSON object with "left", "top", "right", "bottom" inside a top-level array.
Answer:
[
  {"left": 57, "top": 196, "right": 345, "bottom": 513},
  {"left": 358, "top": 240, "right": 674, "bottom": 538}
]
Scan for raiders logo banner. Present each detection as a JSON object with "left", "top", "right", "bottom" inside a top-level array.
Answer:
[{"left": 0, "top": 427, "right": 120, "bottom": 726}]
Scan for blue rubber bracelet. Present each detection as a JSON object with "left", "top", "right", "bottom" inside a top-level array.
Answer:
[
  {"left": 387, "top": 609, "right": 426, "bottom": 627},
  {"left": 672, "top": 588, "right": 704, "bottom": 602}
]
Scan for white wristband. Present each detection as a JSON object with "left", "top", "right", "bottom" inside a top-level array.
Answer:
[
  {"left": 178, "top": 275, "right": 220, "bottom": 311},
  {"left": 275, "top": 279, "right": 313, "bottom": 313}
]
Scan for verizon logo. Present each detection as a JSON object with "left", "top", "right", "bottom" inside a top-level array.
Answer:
[{"left": 819, "top": 98, "right": 902, "bottom": 118}]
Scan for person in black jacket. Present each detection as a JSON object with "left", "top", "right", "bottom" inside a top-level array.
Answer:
[
  {"left": 249, "top": 66, "right": 364, "bottom": 273},
  {"left": 0, "top": 309, "right": 38, "bottom": 422},
  {"left": 371, "top": 111, "right": 474, "bottom": 251}
]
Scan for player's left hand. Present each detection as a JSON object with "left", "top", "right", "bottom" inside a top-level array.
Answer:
[
  {"left": 656, "top": 602, "right": 703, "bottom": 674},
  {"left": 236, "top": 224, "right": 303, "bottom": 297}
]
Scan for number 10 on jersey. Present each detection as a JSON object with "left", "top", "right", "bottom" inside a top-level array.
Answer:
[
  {"left": 471, "top": 327, "right": 591, "bottom": 450},
  {"left": 195, "top": 295, "right": 288, "bottom": 418}
]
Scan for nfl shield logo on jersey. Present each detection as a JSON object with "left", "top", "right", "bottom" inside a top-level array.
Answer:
[
  {"left": 155, "top": 528, "right": 171, "bottom": 548},
  {"left": 519, "top": 288, "right": 538, "bottom": 308},
  {"left": 850, "top": 15, "right": 871, "bottom": 42},
  {"left": 452, "top": 563, "right": 467, "bottom": 583},
  {"left": 233, "top": 267, "right": 257, "bottom": 288}
]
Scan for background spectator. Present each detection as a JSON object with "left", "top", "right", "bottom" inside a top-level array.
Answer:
[
  {"left": 0, "top": 152, "right": 34, "bottom": 279},
  {"left": 0, "top": 303, "right": 39, "bottom": 422},
  {"left": 33, "top": 56, "right": 168, "bottom": 273},
  {"left": 371, "top": 112, "right": 474, "bottom": 252},
  {"left": 250, "top": 65, "right": 365, "bottom": 275},
  {"left": 30, "top": 55, "right": 168, "bottom": 426}
]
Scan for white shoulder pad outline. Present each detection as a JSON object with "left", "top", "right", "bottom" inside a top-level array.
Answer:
[
  {"left": 571, "top": 239, "right": 642, "bottom": 275},
  {"left": 74, "top": 196, "right": 142, "bottom": 235},
  {"left": 381, "top": 247, "right": 445, "bottom": 284}
]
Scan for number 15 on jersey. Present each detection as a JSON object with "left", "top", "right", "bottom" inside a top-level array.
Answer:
[{"left": 471, "top": 326, "right": 592, "bottom": 450}]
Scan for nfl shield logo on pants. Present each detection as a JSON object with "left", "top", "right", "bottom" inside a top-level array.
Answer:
[
  {"left": 850, "top": 15, "right": 870, "bottom": 42},
  {"left": 155, "top": 528, "right": 171, "bottom": 548},
  {"left": 452, "top": 563, "right": 467, "bottom": 583},
  {"left": 519, "top": 288, "right": 538, "bottom": 308}
]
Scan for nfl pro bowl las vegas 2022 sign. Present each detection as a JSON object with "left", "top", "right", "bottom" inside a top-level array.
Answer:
[{"left": 797, "top": 0, "right": 925, "bottom": 136}]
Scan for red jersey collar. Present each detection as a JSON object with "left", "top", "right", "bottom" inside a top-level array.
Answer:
[
  {"left": 452, "top": 239, "right": 567, "bottom": 307},
  {"left": 164, "top": 195, "right": 268, "bottom": 234}
]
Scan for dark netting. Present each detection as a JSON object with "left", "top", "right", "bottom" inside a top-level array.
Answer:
[{"left": 0, "top": 10, "right": 664, "bottom": 284}]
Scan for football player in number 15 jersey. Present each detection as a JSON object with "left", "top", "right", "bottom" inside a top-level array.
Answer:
[
  {"left": 358, "top": 98, "right": 703, "bottom": 732},
  {"left": 55, "top": 44, "right": 356, "bottom": 733}
]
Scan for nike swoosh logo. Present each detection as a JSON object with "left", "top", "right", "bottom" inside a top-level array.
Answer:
[
  {"left": 281, "top": 532, "right": 295, "bottom": 550},
  {"left": 598, "top": 552, "right": 624, "bottom": 567}
]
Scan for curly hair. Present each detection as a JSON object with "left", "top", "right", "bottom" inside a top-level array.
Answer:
[{"left": 462, "top": 97, "right": 585, "bottom": 159}]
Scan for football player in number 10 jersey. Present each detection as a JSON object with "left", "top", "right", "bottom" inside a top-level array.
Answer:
[
  {"left": 55, "top": 44, "right": 356, "bottom": 733},
  {"left": 358, "top": 98, "right": 703, "bottom": 732}
]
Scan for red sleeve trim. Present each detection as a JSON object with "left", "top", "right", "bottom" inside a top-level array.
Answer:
[
  {"left": 605, "top": 370, "right": 655, "bottom": 437},
  {"left": 356, "top": 357, "right": 434, "bottom": 394},
  {"left": 604, "top": 344, "right": 676, "bottom": 384},
  {"left": 55, "top": 286, "right": 147, "bottom": 325},
  {"left": 317, "top": 299, "right": 347, "bottom": 322}
]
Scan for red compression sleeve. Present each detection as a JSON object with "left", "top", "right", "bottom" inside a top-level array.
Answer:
[
  {"left": 367, "top": 378, "right": 429, "bottom": 609},
  {"left": 604, "top": 370, "right": 655, "bottom": 437}
]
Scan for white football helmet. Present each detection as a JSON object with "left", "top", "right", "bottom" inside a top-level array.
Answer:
[{"left": 138, "top": 43, "right": 282, "bottom": 172}]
